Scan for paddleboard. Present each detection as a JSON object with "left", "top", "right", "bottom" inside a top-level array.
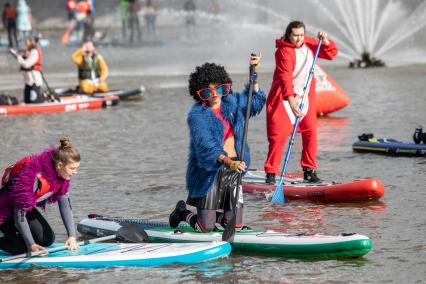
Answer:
[
  {"left": 0, "top": 241, "right": 230, "bottom": 269},
  {"left": 353, "top": 138, "right": 426, "bottom": 157},
  {"left": 242, "top": 169, "right": 384, "bottom": 202},
  {"left": 0, "top": 95, "right": 119, "bottom": 116},
  {"left": 78, "top": 216, "right": 372, "bottom": 259},
  {"left": 54, "top": 86, "right": 145, "bottom": 101}
]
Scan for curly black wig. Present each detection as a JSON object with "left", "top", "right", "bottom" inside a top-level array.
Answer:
[{"left": 188, "top": 63, "right": 232, "bottom": 102}]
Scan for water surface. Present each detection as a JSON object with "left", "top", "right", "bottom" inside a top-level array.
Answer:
[{"left": 0, "top": 61, "right": 425, "bottom": 283}]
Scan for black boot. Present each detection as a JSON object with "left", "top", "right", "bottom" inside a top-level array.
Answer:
[
  {"left": 169, "top": 200, "right": 186, "bottom": 228},
  {"left": 265, "top": 173, "right": 276, "bottom": 185},
  {"left": 303, "top": 167, "right": 321, "bottom": 183}
]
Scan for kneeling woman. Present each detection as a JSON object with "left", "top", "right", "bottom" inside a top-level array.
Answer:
[
  {"left": 169, "top": 55, "right": 266, "bottom": 232},
  {"left": 0, "top": 138, "right": 80, "bottom": 255}
]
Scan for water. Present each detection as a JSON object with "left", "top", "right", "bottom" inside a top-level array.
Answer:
[
  {"left": 1, "top": 0, "right": 426, "bottom": 280},
  {"left": 3, "top": 0, "right": 425, "bottom": 69},
  {"left": 0, "top": 61, "right": 425, "bottom": 282}
]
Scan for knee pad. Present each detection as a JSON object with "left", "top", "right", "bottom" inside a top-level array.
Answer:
[{"left": 195, "top": 210, "right": 216, "bottom": 232}]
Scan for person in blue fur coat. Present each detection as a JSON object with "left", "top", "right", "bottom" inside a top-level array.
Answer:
[{"left": 169, "top": 55, "right": 266, "bottom": 232}]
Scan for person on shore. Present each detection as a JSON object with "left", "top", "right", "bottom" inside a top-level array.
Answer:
[
  {"left": 71, "top": 40, "right": 109, "bottom": 94},
  {"left": 64, "top": 0, "right": 77, "bottom": 43},
  {"left": 263, "top": 20, "right": 338, "bottom": 184},
  {"left": 0, "top": 138, "right": 81, "bottom": 255},
  {"left": 210, "top": 0, "right": 220, "bottom": 15},
  {"left": 143, "top": 0, "right": 157, "bottom": 39},
  {"left": 62, "top": 0, "right": 92, "bottom": 44},
  {"left": 83, "top": 0, "right": 95, "bottom": 43},
  {"left": 118, "top": 0, "right": 129, "bottom": 41},
  {"left": 169, "top": 55, "right": 266, "bottom": 233},
  {"left": 74, "top": 0, "right": 93, "bottom": 43},
  {"left": 128, "top": 0, "right": 142, "bottom": 43},
  {"left": 66, "top": 0, "right": 77, "bottom": 21},
  {"left": 9, "top": 35, "right": 45, "bottom": 104},
  {"left": 183, "top": 0, "right": 196, "bottom": 40},
  {"left": 16, "top": 0, "right": 32, "bottom": 40},
  {"left": 2, "top": 2, "right": 18, "bottom": 48}
]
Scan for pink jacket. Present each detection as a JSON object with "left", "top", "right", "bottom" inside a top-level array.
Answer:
[{"left": 0, "top": 148, "right": 70, "bottom": 224}]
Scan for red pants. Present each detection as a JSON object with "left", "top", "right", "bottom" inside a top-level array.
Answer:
[{"left": 264, "top": 96, "right": 318, "bottom": 174}]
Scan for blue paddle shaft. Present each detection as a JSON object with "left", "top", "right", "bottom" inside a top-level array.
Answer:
[
  {"left": 240, "top": 64, "right": 256, "bottom": 161},
  {"left": 272, "top": 38, "right": 323, "bottom": 204}
]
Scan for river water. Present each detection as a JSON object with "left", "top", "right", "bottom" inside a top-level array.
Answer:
[{"left": 0, "top": 40, "right": 425, "bottom": 283}]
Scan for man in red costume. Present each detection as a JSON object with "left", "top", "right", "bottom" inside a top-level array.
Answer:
[{"left": 264, "top": 21, "right": 338, "bottom": 184}]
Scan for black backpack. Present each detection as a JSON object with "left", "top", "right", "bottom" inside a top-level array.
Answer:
[{"left": 0, "top": 94, "right": 18, "bottom": 105}]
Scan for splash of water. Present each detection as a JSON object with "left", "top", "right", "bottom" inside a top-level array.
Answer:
[
  {"left": 302, "top": 0, "right": 426, "bottom": 63},
  {"left": 216, "top": 0, "right": 426, "bottom": 65},
  {"left": 375, "top": 1, "right": 426, "bottom": 57},
  {"left": 74, "top": 0, "right": 426, "bottom": 75}
]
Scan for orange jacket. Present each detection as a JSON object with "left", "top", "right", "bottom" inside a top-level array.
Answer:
[{"left": 4, "top": 6, "right": 16, "bottom": 19}]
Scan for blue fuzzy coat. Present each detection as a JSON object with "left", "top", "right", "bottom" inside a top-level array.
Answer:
[{"left": 186, "top": 84, "right": 266, "bottom": 198}]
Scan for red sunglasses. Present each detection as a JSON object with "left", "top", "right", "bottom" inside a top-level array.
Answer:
[{"left": 196, "top": 83, "right": 232, "bottom": 101}]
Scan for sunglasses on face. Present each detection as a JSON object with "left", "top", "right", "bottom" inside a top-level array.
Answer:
[{"left": 196, "top": 83, "right": 232, "bottom": 101}]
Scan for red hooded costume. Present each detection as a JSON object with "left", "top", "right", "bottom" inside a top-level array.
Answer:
[{"left": 264, "top": 36, "right": 338, "bottom": 174}]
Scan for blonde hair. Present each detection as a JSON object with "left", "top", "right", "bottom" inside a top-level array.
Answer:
[{"left": 52, "top": 138, "right": 80, "bottom": 165}]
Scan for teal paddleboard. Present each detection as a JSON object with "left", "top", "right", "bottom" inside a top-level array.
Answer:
[
  {"left": 78, "top": 216, "right": 372, "bottom": 259},
  {"left": 0, "top": 241, "right": 230, "bottom": 269}
]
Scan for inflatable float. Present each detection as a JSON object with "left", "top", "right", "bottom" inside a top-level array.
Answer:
[{"left": 315, "top": 65, "right": 350, "bottom": 116}]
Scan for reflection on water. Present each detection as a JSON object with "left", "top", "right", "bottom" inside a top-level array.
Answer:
[
  {"left": 318, "top": 116, "right": 350, "bottom": 152},
  {"left": 180, "top": 260, "right": 234, "bottom": 280},
  {"left": 260, "top": 201, "right": 388, "bottom": 234}
]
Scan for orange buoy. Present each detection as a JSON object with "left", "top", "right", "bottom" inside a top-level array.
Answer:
[{"left": 314, "top": 65, "right": 350, "bottom": 116}]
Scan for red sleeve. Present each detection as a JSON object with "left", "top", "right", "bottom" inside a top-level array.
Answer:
[
  {"left": 305, "top": 36, "right": 338, "bottom": 60},
  {"left": 275, "top": 47, "right": 296, "bottom": 99}
]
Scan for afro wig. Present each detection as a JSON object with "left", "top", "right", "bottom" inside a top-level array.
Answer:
[{"left": 188, "top": 63, "right": 232, "bottom": 102}]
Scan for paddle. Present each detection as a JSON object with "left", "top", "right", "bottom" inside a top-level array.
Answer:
[
  {"left": 40, "top": 70, "right": 61, "bottom": 102},
  {"left": 61, "top": 20, "right": 77, "bottom": 45},
  {"left": 0, "top": 224, "right": 148, "bottom": 263},
  {"left": 271, "top": 37, "right": 323, "bottom": 204},
  {"left": 222, "top": 60, "right": 257, "bottom": 243}
]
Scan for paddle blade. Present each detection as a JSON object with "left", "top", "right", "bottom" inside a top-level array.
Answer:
[
  {"left": 61, "top": 31, "right": 70, "bottom": 44},
  {"left": 117, "top": 224, "right": 149, "bottom": 243},
  {"left": 271, "top": 183, "right": 285, "bottom": 204},
  {"left": 222, "top": 216, "right": 236, "bottom": 243}
]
